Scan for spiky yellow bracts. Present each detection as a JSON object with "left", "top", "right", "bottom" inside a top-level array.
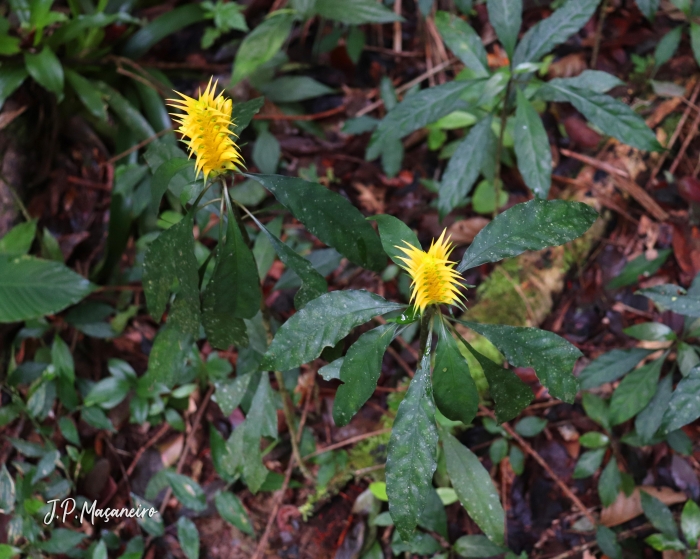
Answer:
[
  {"left": 396, "top": 230, "right": 464, "bottom": 314},
  {"left": 168, "top": 79, "right": 243, "bottom": 181}
]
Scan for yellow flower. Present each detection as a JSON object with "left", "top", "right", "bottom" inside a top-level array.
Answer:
[
  {"left": 168, "top": 78, "right": 243, "bottom": 181},
  {"left": 396, "top": 230, "right": 464, "bottom": 314}
]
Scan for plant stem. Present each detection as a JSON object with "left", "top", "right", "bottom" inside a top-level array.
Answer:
[
  {"left": 591, "top": 0, "right": 609, "bottom": 69},
  {"left": 493, "top": 78, "right": 513, "bottom": 219},
  {"left": 418, "top": 306, "right": 435, "bottom": 356}
]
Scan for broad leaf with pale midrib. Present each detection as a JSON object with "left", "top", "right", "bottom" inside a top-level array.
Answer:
[{"left": 513, "top": 89, "right": 552, "bottom": 199}]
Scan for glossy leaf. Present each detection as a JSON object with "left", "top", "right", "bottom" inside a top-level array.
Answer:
[
  {"left": 624, "top": 322, "right": 676, "bottom": 341},
  {"left": 438, "top": 117, "right": 495, "bottom": 217},
  {"left": 65, "top": 70, "right": 106, "bottom": 121},
  {"left": 213, "top": 374, "right": 253, "bottom": 415},
  {"left": 260, "top": 76, "right": 335, "bottom": 103},
  {"left": 435, "top": 11, "right": 489, "bottom": 77},
  {"left": 682, "top": 499, "right": 700, "bottom": 547},
  {"left": 662, "top": 366, "right": 700, "bottom": 432},
  {"left": 596, "top": 526, "right": 622, "bottom": 559},
  {"left": 607, "top": 249, "right": 672, "bottom": 289},
  {"left": 0, "top": 256, "right": 95, "bottom": 323},
  {"left": 638, "top": 284, "right": 700, "bottom": 317},
  {"left": 333, "top": 323, "right": 399, "bottom": 426},
  {"left": 609, "top": 358, "right": 663, "bottom": 425},
  {"left": 36, "top": 529, "right": 86, "bottom": 554},
  {"left": 433, "top": 320, "right": 479, "bottom": 425},
  {"left": 512, "top": 0, "right": 601, "bottom": 66},
  {"left": 215, "top": 491, "right": 254, "bottom": 535},
  {"left": 0, "top": 65, "right": 28, "bottom": 110},
  {"left": 457, "top": 199, "right": 599, "bottom": 272},
  {"left": 370, "top": 214, "right": 421, "bottom": 266},
  {"left": 418, "top": 487, "right": 448, "bottom": 538},
  {"left": 454, "top": 534, "right": 509, "bottom": 558},
  {"left": 654, "top": 27, "right": 682, "bottom": 68},
  {"left": 440, "top": 426, "right": 505, "bottom": 545},
  {"left": 537, "top": 82, "right": 660, "bottom": 152},
  {"left": 366, "top": 80, "right": 479, "bottom": 161},
  {"left": 0, "top": 221, "right": 37, "bottom": 258},
  {"left": 231, "top": 97, "right": 265, "bottom": 137},
  {"left": 95, "top": 81, "right": 155, "bottom": 141},
  {"left": 514, "top": 89, "right": 551, "bottom": 198},
  {"left": 641, "top": 490, "right": 679, "bottom": 539},
  {"left": 579, "top": 348, "right": 652, "bottom": 390},
  {"left": 24, "top": 47, "right": 63, "bottom": 98},
  {"left": 547, "top": 70, "right": 624, "bottom": 94},
  {"left": 460, "top": 321, "right": 581, "bottom": 403},
  {"left": 176, "top": 517, "right": 199, "bottom": 559},
  {"left": 572, "top": 448, "right": 605, "bottom": 479},
  {"left": 151, "top": 159, "right": 194, "bottom": 209},
  {"left": 635, "top": 374, "right": 673, "bottom": 444},
  {"left": 598, "top": 458, "right": 622, "bottom": 507},
  {"left": 514, "top": 416, "right": 547, "bottom": 437},
  {"left": 486, "top": 0, "right": 521, "bottom": 59},
  {"left": 636, "top": 0, "right": 660, "bottom": 19},
  {"left": 246, "top": 174, "right": 386, "bottom": 271},
  {"left": 313, "top": 0, "right": 402, "bottom": 24},
  {"left": 164, "top": 471, "right": 206, "bottom": 512}
]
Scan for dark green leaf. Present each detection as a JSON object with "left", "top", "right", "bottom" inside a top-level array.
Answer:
[
  {"left": 121, "top": 4, "right": 207, "bottom": 58},
  {"left": 246, "top": 174, "right": 386, "bottom": 271},
  {"left": 440, "top": 426, "right": 505, "bottom": 545},
  {"left": 434, "top": 11, "right": 489, "bottom": 77},
  {"left": 263, "top": 290, "right": 403, "bottom": 371},
  {"left": 231, "top": 97, "right": 265, "bottom": 137},
  {"left": 438, "top": 117, "right": 495, "bottom": 217},
  {"left": 131, "top": 495, "right": 163, "bottom": 536},
  {"left": 37, "top": 529, "right": 86, "bottom": 553},
  {"left": 0, "top": 465, "right": 14, "bottom": 515},
  {"left": 214, "top": 374, "right": 253, "bottom": 415},
  {"left": 638, "top": 284, "right": 700, "bottom": 317},
  {"left": 636, "top": 374, "right": 673, "bottom": 444},
  {"left": 215, "top": 491, "right": 254, "bottom": 535},
  {"left": 24, "top": 47, "right": 63, "bottom": 98},
  {"left": 81, "top": 406, "right": 115, "bottom": 432},
  {"left": 143, "top": 213, "right": 200, "bottom": 335},
  {"left": 636, "top": 0, "right": 660, "bottom": 19},
  {"left": 0, "top": 256, "right": 95, "bottom": 323},
  {"left": 176, "top": 517, "right": 199, "bottom": 559},
  {"left": 84, "top": 377, "right": 131, "bottom": 409},
  {"left": 609, "top": 358, "right": 663, "bottom": 425},
  {"left": 260, "top": 76, "right": 335, "bottom": 103},
  {"left": 318, "top": 358, "right": 342, "bottom": 381},
  {"left": 607, "top": 249, "right": 672, "bottom": 289},
  {"left": 486, "top": 0, "right": 521, "bottom": 59},
  {"left": 599, "top": 458, "right": 622, "bottom": 507},
  {"left": 509, "top": 445, "right": 525, "bottom": 475},
  {"left": 454, "top": 534, "right": 509, "bottom": 558},
  {"left": 380, "top": 138, "right": 404, "bottom": 178},
  {"left": 386, "top": 354, "right": 438, "bottom": 540},
  {"left": 369, "top": 214, "right": 420, "bottom": 266},
  {"left": 624, "top": 322, "right": 676, "bottom": 341},
  {"left": 433, "top": 319, "right": 479, "bottom": 425},
  {"left": 654, "top": 27, "right": 682, "bottom": 68},
  {"left": 252, "top": 129, "right": 280, "bottom": 174},
  {"left": 146, "top": 325, "right": 193, "bottom": 387},
  {"left": 691, "top": 23, "right": 700, "bottom": 67},
  {"left": 58, "top": 417, "right": 80, "bottom": 446},
  {"left": 641, "top": 490, "right": 679, "bottom": 539},
  {"left": 596, "top": 526, "right": 622, "bottom": 559},
  {"left": 460, "top": 321, "right": 581, "bottom": 403},
  {"left": 65, "top": 70, "right": 106, "bottom": 121},
  {"left": 31, "top": 450, "right": 59, "bottom": 484},
  {"left": 391, "top": 531, "right": 442, "bottom": 555},
  {"left": 456, "top": 199, "right": 599, "bottom": 272},
  {"left": 0, "top": 64, "right": 28, "bottom": 110},
  {"left": 418, "top": 487, "right": 448, "bottom": 538},
  {"left": 514, "top": 89, "right": 551, "bottom": 198},
  {"left": 537, "top": 83, "right": 660, "bottom": 152},
  {"left": 547, "top": 70, "right": 624, "bottom": 93},
  {"left": 572, "top": 448, "right": 605, "bottom": 479},
  {"left": 313, "top": 0, "right": 402, "bottom": 24},
  {"left": 514, "top": 416, "right": 547, "bottom": 437},
  {"left": 579, "top": 348, "right": 652, "bottom": 390},
  {"left": 579, "top": 432, "right": 609, "bottom": 448},
  {"left": 151, "top": 159, "right": 194, "bottom": 209},
  {"left": 489, "top": 438, "right": 508, "bottom": 464},
  {"left": 582, "top": 392, "right": 610, "bottom": 430},
  {"left": 95, "top": 81, "right": 156, "bottom": 142},
  {"left": 662, "top": 366, "right": 700, "bottom": 432},
  {"left": 333, "top": 323, "right": 399, "bottom": 426},
  {"left": 164, "top": 471, "right": 206, "bottom": 511},
  {"left": 682, "top": 499, "right": 700, "bottom": 547},
  {"left": 366, "top": 80, "right": 479, "bottom": 161},
  {"left": 0, "top": 220, "right": 36, "bottom": 256},
  {"left": 231, "top": 12, "right": 294, "bottom": 85},
  {"left": 512, "top": 0, "right": 601, "bottom": 66}
]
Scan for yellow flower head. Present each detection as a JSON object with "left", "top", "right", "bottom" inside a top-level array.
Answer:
[
  {"left": 396, "top": 230, "right": 464, "bottom": 314},
  {"left": 168, "top": 78, "right": 243, "bottom": 181}
]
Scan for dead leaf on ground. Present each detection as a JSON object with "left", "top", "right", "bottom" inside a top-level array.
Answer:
[
  {"left": 548, "top": 53, "right": 587, "bottom": 78},
  {"left": 601, "top": 485, "right": 686, "bottom": 527},
  {"left": 673, "top": 222, "right": 700, "bottom": 278},
  {"left": 447, "top": 218, "right": 490, "bottom": 245},
  {"left": 353, "top": 182, "right": 385, "bottom": 214},
  {"left": 159, "top": 435, "right": 184, "bottom": 469}
]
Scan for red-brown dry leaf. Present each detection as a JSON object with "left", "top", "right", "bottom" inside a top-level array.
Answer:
[
  {"left": 673, "top": 222, "right": 700, "bottom": 278},
  {"left": 601, "top": 486, "right": 686, "bottom": 527},
  {"left": 563, "top": 116, "right": 602, "bottom": 148},
  {"left": 446, "top": 217, "right": 490, "bottom": 244},
  {"left": 548, "top": 53, "right": 587, "bottom": 78}
]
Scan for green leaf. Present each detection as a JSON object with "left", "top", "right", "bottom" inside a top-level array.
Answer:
[
  {"left": 514, "top": 416, "right": 547, "bottom": 437},
  {"left": 486, "top": 0, "right": 521, "bottom": 59},
  {"left": 641, "top": 490, "right": 679, "bottom": 539},
  {"left": 459, "top": 336, "right": 532, "bottom": 423},
  {"left": 582, "top": 392, "right": 611, "bottom": 430},
  {"left": 678, "top": 343, "right": 700, "bottom": 376},
  {"left": 0, "top": 65, "right": 28, "bottom": 110},
  {"left": 638, "top": 284, "right": 700, "bottom": 317},
  {"left": 0, "top": 220, "right": 37, "bottom": 257},
  {"left": 579, "top": 348, "right": 652, "bottom": 390},
  {"left": 537, "top": 83, "right": 660, "bottom": 152},
  {"left": 418, "top": 487, "right": 448, "bottom": 538},
  {"left": 176, "top": 517, "right": 199, "bottom": 559},
  {"left": 607, "top": 249, "right": 672, "bottom": 289},
  {"left": 654, "top": 27, "right": 682, "bottom": 68},
  {"left": 65, "top": 70, "right": 106, "bottom": 121},
  {"left": 644, "top": 533, "right": 687, "bottom": 551},
  {"left": 596, "top": 526, "right": 622, "bottom": 559},
  {"left": 489, "top": 438, "right": 508, "bottom": 464},
  {"left": 0, "top": 256, "right": 95, "bottom": 323},
  {"left": 682, "top": 499, "right": 700, "bottom": 547},
  {"left": 433, "top": 319, "right": 478, "bottom": 425},
  {"left": 370, "top": 214, "right": 420, "bottom": 266},
  {"left": 386, "top": 354, "right": 438, "bottom": 540},
  {"left": 260, "top": 76, "right": 335, "bottom": 103},
  {"left": 121, "top": 4, "right": 206, "bottom": 58},
  {"left": 579, "top": 432, "right": 609, "bottom": 448},
  {"left": 513, "top": 89, "right": 551, "bottom": 199},
  {"left": 246, "top": 174, "right": 386, "bottom": 272},
  {"left": 512, "top": 0, "right": 601, "bottom": 66},
  {"left": 459, "top": 321, "right": 581, "bottom": 403},
  {"left": 440, "top": 426, "right": 505, "bottom": 545},
  {"left": 662, "top": 366, "right": 700, "bottom": 432},
  {"left": 457, "top": 199, "right": 599, "bottom": 272},
  {"left": 333, "top": 323, "right": 399, "bottom": 426},
  {"left": 691, "top": 23, "right": 700, "bottom": 67},
  {"left": 251, "top": 129, "right": 280, "bottom": 174},
  {"left": 454, "top": 534, "right": 509, "bottom": 558},
  {"left": 91, "top": 541, "right": 107, "bottom": 559},
  {"left": 232, "top": 12, "right": 294, "bottom": 85},
  {"left": 624, "top": 322, "right": 676, "bottom": 341},
  {"left": 572, "top": 448, "right": 605, "bottom": 479},
  {"left": 391, "top": 531, "right": 442, "bottom": 555},
  {"left": 247, "top": 212, "right": 326, "bottom": 309},
  {"left": 95, "top": 81, "right": 156, "bottom": 142},
  {"left": 509, "top": 445, "right": 525, "bottom": 475},
  {"left": 636, "top": 0, "right": 660, "bottom": 19},
  {"left": 0, "top": 465, "right": 15, "bottom": 514},
  {"left": 58, "top": 417, "right": 80, "bottom": 447},
  {"left": 202, "top": 210, "right": 260, "bottom": 348},
  {"left": 81, "top": 406, "right": 115, "bottom": 432},
  {"left": 598, "top": 458, "right": 621, "bottom": 507},
  {"left": 438, "top": 117, "right": 495, "bottom": 217},
  {"left": 151, "top": 159, "right": 195, "bottom": 209},
  {"left": 24, "top": 46, "right": 63, "bottom": 98},
  {"left": 434, "top": 11, "right": 489, "bottom": 77},
  {"left": 84, "top": 377, "right": 131, "bottom": 409},
  {"left": 609, "top": 358, "right": 663, "bottom": 425},
  {"left": 214, "top": 374, "right": 253, "bottom": 415},
  {"left": 131, "top": 495, "right": 163, "bottom": 536},
  {"left": 231, "top": 97, "right": 265, "bottom": 137},
  {"left": 215, "top": 491, "right": 254, "bottom": 535},
  {"left": 370, "top": 481, "right": 388, "bottom": 501},
  {"left": 547, "top": 71, "right": 624, "bottom": 94},
  {"left": 312, "top": 0, "right": 402, "bottom": 24},
  {"left": 164, "top": 471, "right": 206, "bottom": 512},
  {"left": 143, "top": 213, "right": 200, "bottom": 335},
  {"left": 636, "top": 374, "right": 673, "bottom": 443},
  {"left": 263, "top": 290, "right": 403, "bottom": 375},
  {"left": 146, "top": 326, "right": 193, "bottom": 387},
  {"left": 366, "top": 80, "right": 479, "bottom": 161},
  {"left": 36, "top": 529, "right": 86, "bottom": 553}
]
